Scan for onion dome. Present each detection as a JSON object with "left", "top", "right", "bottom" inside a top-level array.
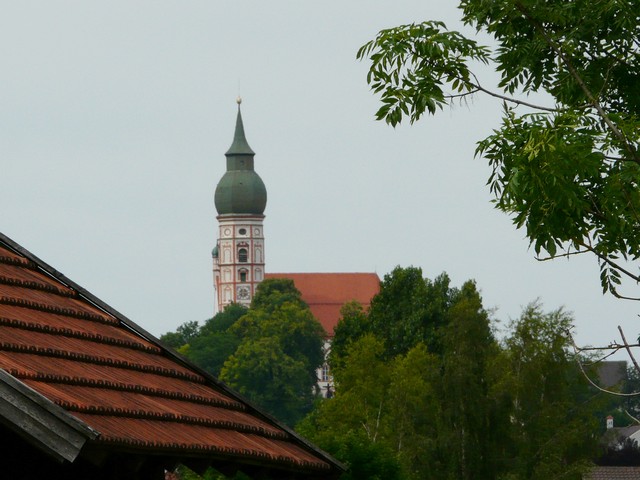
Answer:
[{"left": 214, "top": 99, "right": 267, "bottom": 215}]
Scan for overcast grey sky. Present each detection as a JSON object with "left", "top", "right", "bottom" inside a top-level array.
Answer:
[{"left": 2, "top": 1, "right": 637, "bottom": 353}]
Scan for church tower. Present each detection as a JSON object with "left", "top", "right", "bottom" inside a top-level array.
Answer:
[{"left": 212, "top": 99, "right": 267, "bottom": 311}]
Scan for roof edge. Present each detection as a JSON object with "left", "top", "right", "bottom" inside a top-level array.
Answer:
[
  {"left": 0, "top": 232, "right": 345, "bottom": 474},
  {"left": 0, "top": 368, "right": 98, "bottom": 463}
]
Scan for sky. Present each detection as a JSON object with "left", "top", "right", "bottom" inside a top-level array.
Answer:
[{"left": 1, "top": 1, "right": 638, "bottom": 357}]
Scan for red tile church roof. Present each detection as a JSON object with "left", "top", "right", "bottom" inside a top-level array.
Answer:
[
  {"left": 265, "top": 273, "right": 380, "bottom": 335},
  {"left": 0, "top": 233, "right": 342, "bottom": 478}
]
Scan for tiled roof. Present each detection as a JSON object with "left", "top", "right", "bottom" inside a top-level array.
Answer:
[
  {"left": 265, "top": 273, "right": 380, "bottom": 335},
  {"left": 0, "top": 233, "right": 342, "bottom": 478},
  {"left": 585, "top": 466, "right": 640, "bottom": 479},
  {"left": 603, "top": 425, "right": 640, "bottom": 449}
]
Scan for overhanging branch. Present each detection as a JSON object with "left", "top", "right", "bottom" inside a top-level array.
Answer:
[{"left": 514, "top": 1, "right": 639, "bottom": 164}]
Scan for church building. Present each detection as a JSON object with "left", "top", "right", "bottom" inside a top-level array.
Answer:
[
  {"left": 212, "top": 99, "right": 267, "bottom": 310},
  {"left": 212, "top": 100, "right": 379, "bottom": 396}
]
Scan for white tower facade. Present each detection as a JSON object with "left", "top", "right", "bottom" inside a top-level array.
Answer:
[
  {"left": 213, "top": 100, "right": 267, "bottom": 311},
  {"left": 214, "top": 216, "right": 265, "bottom": 309}
]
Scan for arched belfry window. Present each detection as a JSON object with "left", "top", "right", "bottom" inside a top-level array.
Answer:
[
  {"left": 239, "top": 269, "right": 248, "bottom": 282},
  {"left": 238, "top": 248, "right": 248, "bottom": 263}
]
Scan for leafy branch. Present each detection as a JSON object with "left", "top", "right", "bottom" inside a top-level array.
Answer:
[
  {"left": 513, "top": 1, "right": 639, "bottom": 163},
  {"left": 359, "top": 1, "right": 640, "bottom": 301}
]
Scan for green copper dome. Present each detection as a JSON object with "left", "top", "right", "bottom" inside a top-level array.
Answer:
[{"left": 215, "top": 102, "right": 267, "bottom": 215}]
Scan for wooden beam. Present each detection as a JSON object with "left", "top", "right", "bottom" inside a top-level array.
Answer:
[{"left": 0, "top": 368, "right": 98, "bottom": 462}]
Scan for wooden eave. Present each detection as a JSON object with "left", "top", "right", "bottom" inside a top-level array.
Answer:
[{"left": 0, "top": 367, "right": 98, "bottom": 463}]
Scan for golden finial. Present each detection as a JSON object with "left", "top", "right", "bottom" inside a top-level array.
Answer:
[{"left": 236, "top": 96, "right": 242, "bottom": 105}]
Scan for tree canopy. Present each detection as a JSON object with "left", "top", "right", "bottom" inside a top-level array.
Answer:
[
  {"left": 160, "top": 279, "right": 325, "bottom": 426},
  {"left": 357, "top": 0, "right": 640, "bottom": 300},
  {"left": 301, "top": 281, "right": 604, "bottom": 480},
  {"left": 220, "top": 284, "right": 325, "bottom": 425},
  {"left": 161, "top": 267, "right": 611, "bottom": 479},
  {"left": 330, "top": 266, "right": 464, "bottom": 364}
]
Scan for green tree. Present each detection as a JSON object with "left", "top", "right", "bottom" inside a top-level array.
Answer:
[
  {"left": 500, "top": 303, "right": 602, "bottom": 479},
  {"left": 187, "top": 332, "right": 240, "bottom": 377},
  {"left": 159, "top": 281, "right": 323, "bottom": 426},
  {"left": 250, "top": 277, "right": 307, "bottom": 312},
  {"left": 438, "top": 281, "right": 505, "bottom": 479},
  {"left": 329, "top": 300, "right": 371, "bottom": 370},
  {"left": 160, "top": 320, "right": 201, "bottom": 349},
  {"left": 171, "top": 464, "right": 251, "bottom": 480},
  {"left": 185, "top": 304, "right": 248, "bottom": 376},
  {"left": 327, "top": 334, "right": 393, "bottom": 442},
  {"left": 623, "top": 364, "right": 640, "bottom": 420},
  {"left": 385, "top": 342, "right": 441, "bottom": 478},
  {"left": 302, "top": 278, "right": 504, "bottom": 480},
  {"left": 357, "top": 1, "right": 640, "bottom": 298},
  {"left": 345, "top": 266, "right": 460, "bottom": 358},
  {"left": 319, "top": 431, "right": 405, "bottom": 480},
  {"left": 160, "top": 330, "right": 187, "bottom": 350},
  {"left": 159, "top": 305, "right": 248, "bottom": 376},
  {"left": 302, "top": 286, "right": 604, "bottom": 480},
  {"left": 220, "top": 336, "right": 313, "bottom": 426},
  {"left": 200, "top": 303, "right": 248, "bottom": 336},
  {"left": 367, "top": 266, "right": 433, "bottom": 357},
  {"left": 229, "top": 301, "right": 325, "bottom": 373},
  {"left": 220, "top": 280, "right": 325, "bottom": 425},
  {"left": 298, "top": 334, "right": 421, "bottom": 480}
]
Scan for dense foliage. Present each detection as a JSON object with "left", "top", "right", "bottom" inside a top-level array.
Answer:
[
  {"left": 301, "top": 268, "right": 604, "bottom": 480},
  {"left": 160, "top": 279, "right": 325, "bottom": 426},
  {"left": 357, "top": 0, "right": 640, "bottom": 299},
  {"left": 161, "top": 269, "right": 618, "bottom": 479}
]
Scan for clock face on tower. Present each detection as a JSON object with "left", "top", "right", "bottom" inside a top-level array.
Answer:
[{"left": 237, "top": 286, "right": 250, "bottom": 300}]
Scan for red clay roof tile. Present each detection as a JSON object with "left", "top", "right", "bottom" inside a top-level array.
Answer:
[
  {"left": 0, "top": 236, "right": 342, "bottom": 477},
  {"left": 265, "top": 272, "right": 380, "bottom": 334}
]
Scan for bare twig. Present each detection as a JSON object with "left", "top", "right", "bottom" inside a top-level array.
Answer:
[
  {"left": 618, "top": 326, "right": 640, "bottom": 374},
  {"left": 579, "top": 241, "right": 640, "bottom": 284},
  {"left": 445, "top": 88, "right": 480, "bottom": 99},
  {"left": 625, "top": 409, "right": 640, "bottom": 425},
  {"left": 578, "top": 343, "right": 640, "bottom": 352},
  {"left": 567, "top": 331, "right": 640, "bottom": 397},
  {"left": 610, "top": 289, "right": 640, "bottom": 302},
  {"left": 535, "top": 250, "right": 590, "bottom": 261},
  {"left": 468, "top": 71, "right": 557, "bottom": 112},
  {"left": 474, "top": 82, "right": 557, "bottom": 112}
]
